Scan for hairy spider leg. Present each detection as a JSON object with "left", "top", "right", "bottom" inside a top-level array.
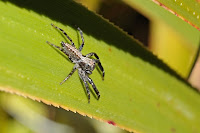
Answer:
[
  {"left": 60, "top": 65, "right": 78, "bottom": 85},
  {"left": 77, "top": 27, "right": 85, "bottom": 51},
  {"left": 86, "top": 52, "right": 105, "bottom": 80},
  {"left": 46, "top": 41, "right": 68, "bottom": 55},
  {"left": 61, "top": 41, "right": 67, "bottom": 48},
  {"left": 83, "top": 79, "right": 90, "bottom": 103},
  {"left": 61, "top": 41, "right": 70, "bottom": 54},
  {"left": 78, "top": 69, "right": 90, "bottom": 103},
  {"left": 87, "top": 77, "right": 100, "bottom": 99},
  {"left": 51, "top": 23, "right": 75, "bottom": 47},
  {"left": 95, "top": 60, "right": 105, "bottom": 80}
]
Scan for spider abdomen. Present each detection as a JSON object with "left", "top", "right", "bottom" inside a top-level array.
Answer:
[{"left": 63, "top": 42, "right": 82, "bottom": 61}]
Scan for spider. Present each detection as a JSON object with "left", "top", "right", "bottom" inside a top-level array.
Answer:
[{"left": 46, "top": 24, "right": 105, "bottom": 103}]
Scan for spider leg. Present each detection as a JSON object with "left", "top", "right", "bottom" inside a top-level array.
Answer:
[
  {"left": 60, "top": 41, "right": 70, "bottom": 56},
  {"left": 83, "top": 79, "right": 90, "bottom": 103},
  {"left": 78, "top": 69, "right": 90, "bottom": 103},
  {"left": 60, "top": 65, "right": 78, "bottom": 85},
  {"left": 46, "top": 41, "right": 67, "bottom": 55},
  {"left": 87, "top": 77, "right": 100, "bottom": 99},
  {"left": 86, "top": 52, "right": 105, "bottom": 80},
  {"left": 51, "top": 23, "right": 75, "bottom": 47},
  {"left": 61, "top": 41, "right": 66, "bottom": 47},
  {"left": 77, "top": 27, "right": 85, "bottom": 51}
]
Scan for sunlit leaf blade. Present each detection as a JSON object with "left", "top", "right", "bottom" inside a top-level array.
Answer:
[
  {"left": 155, "top": 0, "right": 200, "bottom": 30},
  {"left": 123, "top": 0, "right": 200, "bottom": 46},
  {"left": 0, "top": 0, "right": 200, "bottom": 133}
]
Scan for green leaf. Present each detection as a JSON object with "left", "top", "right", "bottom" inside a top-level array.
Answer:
[
  {"left": 123, "top": 0, "right": 200, "bottom": 46},
  {"left": 156, "top": 0, "right": 200, "bottom": 30},
  {"left": 123, "top": 0, "right": 200, "bottom": 78},
  {"left": 0, "top": 0, "right": 200, "bottom": 133}
]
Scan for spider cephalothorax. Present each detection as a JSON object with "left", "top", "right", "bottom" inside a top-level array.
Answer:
[{"left": 46, "top": 24, "right": 104, "bottom": 103}]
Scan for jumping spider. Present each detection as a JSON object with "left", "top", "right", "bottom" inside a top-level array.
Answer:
[{"left": 46, "top": 24, "right": 105, "bottom": 103}]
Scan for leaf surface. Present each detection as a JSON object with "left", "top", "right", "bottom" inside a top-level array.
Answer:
[{"left": 0, "top": 0, "right": 200, "bottom": 133}]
